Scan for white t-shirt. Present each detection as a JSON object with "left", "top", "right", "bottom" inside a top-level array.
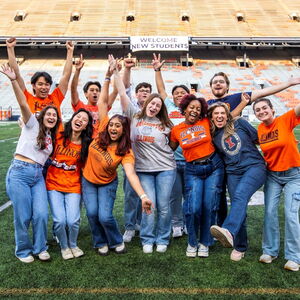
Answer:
[{"left": 15, "top": 114, "right": 53, "bottom": 165}]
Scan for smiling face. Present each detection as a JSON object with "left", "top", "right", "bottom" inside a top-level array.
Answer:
[
  {"left": 211, "top": 106, "right": 228, "bottom": 128},
  {"left": 253, "top": 101, "right": 275, "bottom": 125},
  {"left": 108, "top": 117, "right": 123, "bottom": 141},
  {"left": 32, "top": 76, "right": 51, "bottom": 99},
  {"left": 71, "top": 111, "right": 89, "bottom": 133},
  {"left": 210, "top": 75, "right": 229, "bottom": 98},
  {"left": 145, "top": 97, "right": 162, "bottom": 118},
  {"left": 43, "top": 108, "right": 58, "bottom": 129},
  {"left": 184, "top": 100, "right": 201, "bottom": 124},
  {"left": 173, "top": 87, "right": 188, "bottom": 107},
  {"left": 85, "top": 84, "right": 101, "bottom": 106}
]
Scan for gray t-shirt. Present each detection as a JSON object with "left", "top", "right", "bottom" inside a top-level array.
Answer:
[
  {"left": 15, "top": 114, "right": 53, "bottom": 166},
  {"left": 125, "top": 102, "right": 176, "bottom": 172}
]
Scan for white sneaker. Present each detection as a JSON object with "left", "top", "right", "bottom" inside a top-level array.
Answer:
[
  {"left": 284, "top": 260, "right": 300, "bottom": 272},
  {"left": 156, "top": 245, "right": 167, "bottom": 253},
  {"left": 186, "top": 244, "right": 197, "bottom": 258},
  {"left": 259, "top": 254, "right": 277, "bottom": 264},
  {"left": 172, "top": 226, "right": 183, "bottom": 238},
  {"left": 115, "top": 242, "right": 126, "bottom": 254},
  {"left": 123, "top": 230, "right": 135, "bottom": 243},
  {"left": 71, "top": 247, "right": 84, "bottom": 258},
  {"left": 61, "top": 248, "right": 74, "bottom": 260},
  {"left": 38, "top": 250, "right": 51, "bottom": 261},
  {"left": 18, "top": 255, "right": 34, "bottom": 263},
  {"left": 98, "top": 245, "right": 109, "bottom": 256},
  {"left": 198, "top": 243, "right": 209, "bottom": 257},
  {"left": 143, "top": 244, "right": 153, "bottom": 254}
]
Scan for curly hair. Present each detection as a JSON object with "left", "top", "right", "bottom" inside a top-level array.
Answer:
[
  {"left": 179, "top": 94, "right": 208, "bottom": 119},
  {"left": 98, "top": 114, "right": 131, "bottom": 156},
  {"left": 62, "top": 108, "right": 93, "bottom": 164},
  {"left": 36, "top": 105, "right": 61, "bottom": 152}
]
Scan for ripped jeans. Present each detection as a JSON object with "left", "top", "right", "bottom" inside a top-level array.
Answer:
[{"left": 262, "top": 167, "right": 300, "bottom": 264}]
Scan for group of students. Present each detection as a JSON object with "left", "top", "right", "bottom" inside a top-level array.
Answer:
[{"left": 3, "top": 38, "right": 300, "bottom": 272}]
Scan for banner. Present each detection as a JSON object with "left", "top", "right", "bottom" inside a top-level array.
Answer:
[{"left": 130, "top": 36, "right": 189, "bottom": 52}]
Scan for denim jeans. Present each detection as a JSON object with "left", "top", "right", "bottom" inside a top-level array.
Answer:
[
  {"left": 184, "top": 153, "right": 224, "bottom": 247},
  {"left": 170, "top": 160, "right": 185, "bottom": 228},
  {"left": 123, "top": 171, "right": 141, "bottom": 230},
  {"left": 48, "top": 190, "right": 81, "bottom": 249},
  {"left": 137, "top": 169, "right": 176, "bottom": 245},
  {"left": 262, "top": 167, "right": 300, "bottom": 264},
  {"left": 82, "top": 176, "right": 123, "bottom": 248},
  {"left": 224, "top": 165, "right": 266, "bottom": 252},
  {"left": 6, "top": 159, "right": 49, "bottom": 258}
]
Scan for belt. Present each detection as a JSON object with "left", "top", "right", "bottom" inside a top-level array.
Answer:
[{"left": 190, "top": 153, "right": 216, "bottom": 165}]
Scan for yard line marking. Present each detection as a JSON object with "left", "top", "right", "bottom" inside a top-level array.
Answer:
[
  {"left": 0, "top": 137, "right": 18, "bottom": 143},
  {"left": 0, "top": 288, "right": 300, "bottom": 296},
  {"left": 0, "top": 201, "right": 12, "bottom": 212}
]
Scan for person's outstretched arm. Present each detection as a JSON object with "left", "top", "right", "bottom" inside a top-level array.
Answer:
[
  {"left": 57, "top": 41, "right": 74, "bottom": 96},
  {"left": 152, "top": 53, "right": 167, "bottom": 100},
  {"left": 0, "top": 64, "right": 31, "bottom": 123},
  {"left": 71, "top": 54, "right": 84, "bottom": 107},
  {"left": 6, "top": 37, "right": 26, "bottom": 92}
]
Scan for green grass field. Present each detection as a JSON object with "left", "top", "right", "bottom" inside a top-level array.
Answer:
[{"left": 0, "top": 122, "right": 300, "bottom": 300}]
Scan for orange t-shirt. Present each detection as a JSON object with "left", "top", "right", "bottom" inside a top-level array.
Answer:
[
  {"left": 72, "top": 100, "right": 99, "bottom": 138},
  {"left": 83, "top": 116, "right": 135, "bottom": 185},
  {"left": 170, "top": 118, "right": 215, "bottom": 162},
  {"left": 46, "top": 133, "right": 82, "bottom": 194},
  {"left": 258, "top": 109, "right": 300, "bottom": 171}
]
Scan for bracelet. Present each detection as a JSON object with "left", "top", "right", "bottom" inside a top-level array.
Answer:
[
  {"left": 139, "top": 194, "right": 147, "bottom": 200},
  {"left": 154, "top": 68, "right": 161, "bottom": 72},
  {"left": 11, "top": 79, "right": 16, "bottom": 82},
  {"left": 105, "top": 77, "right": 111, "bottom": 81}
]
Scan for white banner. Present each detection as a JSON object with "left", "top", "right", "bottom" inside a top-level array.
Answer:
[{"left": 130, "top": 36, "right": 189, "bottom": 52}]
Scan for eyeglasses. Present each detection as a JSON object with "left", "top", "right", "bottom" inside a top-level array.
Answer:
[
  {"left": 212, "top": 80, "right": 226, "bottom": 85},
  {"left": 138, "top": 89, "right": 151, "bottom": 93}
]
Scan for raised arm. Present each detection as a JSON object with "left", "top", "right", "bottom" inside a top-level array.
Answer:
[
  {"left": 111, "top": 56, "right": 131, "bottom": 113},
  {"left": 0, "top": 64, "right": 31, "bottom": 123},
  {"left": 123, "top": 163, "right": 153, "bottom": 214},
  {"left": 57, "top": 41, "right": 74, "bottom": 96},
  {"left": 6, "top": 37, "right": 26, "bottom": 91},
  {"left": 251, "top": 76, "right": 300, "bottom": 102},
  {"left": 231, "top": 92, "right": 251, "bottom": 117},
  {"left": 107, "top": 59, "right": 122, "bottom": 108},
  {"left": 98, "top": 56, "right": 115, "bottom": 121},
  {"left": 123, "top": 57, "right": 135, "bottom": 89},
  {"left": 71, "top": 54, "right": 84, "bottom": 107},
  {"left": 152, "top": 53, "right": 167, "bottom": 100}
]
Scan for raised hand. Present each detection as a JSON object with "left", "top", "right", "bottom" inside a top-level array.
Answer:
[
  {"left": 241, "top": 92, "right": 251, "bottom": 104},
  {"left": 6, "top": 37, "right": 17, "bottom": 48},
  {"left": 66, "top": 41, "right": 74, "bottom": 52},
  {"left": 124, "top": 57, "right": 136, "bottom": 69},
  {"left": 75, "top": 54, "right": 85, "bottom": 71},
  {"left": 152, "top": 53, "right": 165, "bottom": 71},
  {"left": 108, "top": 54, "right": 118, "bottom": 73},
  {"left": 0, "top": 63, "right": 17, "bottom": 81}
]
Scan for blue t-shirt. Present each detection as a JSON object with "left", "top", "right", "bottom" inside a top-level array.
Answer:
[
  {"left": 207, "top": 92, "right": 252, "bottom": 112},
  {"left": 213, "top": 118, "right": 265, "bottom": 174},
  {"left": 165, "top": 97, "right": 185, "bottom": 161}
]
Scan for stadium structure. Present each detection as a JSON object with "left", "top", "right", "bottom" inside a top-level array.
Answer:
[{"left": 0, "top": 0, "right": 300, "bottom": 121}]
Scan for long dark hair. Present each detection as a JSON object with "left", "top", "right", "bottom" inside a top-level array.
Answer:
[
  {"left": 98, "top": 114, "right": 131, "bottom": 156},
  {"left": 62, "top": 108, "right": 93, "bottom": 164},
  {"left": 36, "top": 105, "right": 61, "bottom": 151},
  {"left": 136, "top": 93, "right": 173, "bottom": 130}
]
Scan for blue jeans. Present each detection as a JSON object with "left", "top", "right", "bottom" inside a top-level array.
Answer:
[
  {"left": 123, "top": 171, "right": 141, "bottom": 230},
  {"left": 137, "top": 169, "right": 176, "bottom": 245},
  {"left": 82, "top": 176, "right": 122, "bottom": 248},
  {"left": 48, "top": 190, "right": 81, "bottom": 249},
  {"left": 225, "top": 165, "right": 266, "bottom": 252},
  {"left": 262, "top": 167, "right": 300, "bottom": 264},
  {"left": 6, "top": 159, "right": 49, "bottom": 258},
  {"left": 170, "top": 160, "right": 185, "bottom": 228},
  {"left": 184, "top": 153, "right": 224, "bottom": 247}
]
